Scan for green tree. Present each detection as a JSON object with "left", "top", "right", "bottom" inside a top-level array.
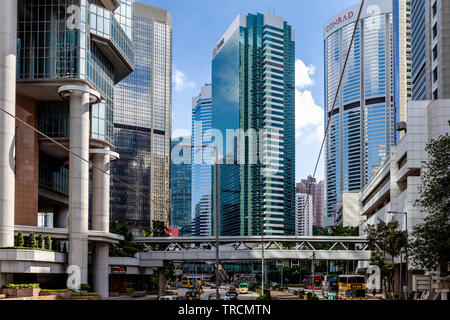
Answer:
[
  {"left": 365, "top": 218, "right": 406, "bottom": 299},
  {"left": 312, "top": 226, "right": 329, "bottom": 236},
  {"left": 44, "top": 235, "right": 52, "bottom": 250},
  {"left": 329, "top": 225, "right": 359, "bottom": 236},
  {"left": 409, "top": 134, "right": 450, "bottom": 276},
  {"left": 15, "top": 232, "right": 24, "bottom": 247},
  {"left": 27, "top": 232, "right": 37, "bottom": 248},
  {"left": 38, "top": 234, "right": 44, "bottom": 249},
  {"left": 109, "top": 220, "right": 144, "bottom": 257}
]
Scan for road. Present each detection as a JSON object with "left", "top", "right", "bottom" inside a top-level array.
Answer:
[
  {"left": 270, "top": 288, "right": 326, "bottom": 300},
  {"left": 199, "top": 287, "right": 259, "bottom": 300}
]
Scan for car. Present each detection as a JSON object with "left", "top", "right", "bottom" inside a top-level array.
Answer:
[
  {"left": 229, "top": 285, "right": 237, "bottom": 291},
  {"left": 185, "top": 291, "right": 200, "bottom": 300},
  {"left": 159, "top": 295, "right": 180, "bottom": 300},
  {"left": 210, "top": 284, "right": 216, "bottom": 289},
  {"left": 208, "top": 292, "right": 218, "bottom": 300},
  {"left": 226, "top": 290, "right": 238, "bottom": 300}
]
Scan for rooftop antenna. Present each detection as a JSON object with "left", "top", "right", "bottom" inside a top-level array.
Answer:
[{"left": 273, "top": 6, "right": 276, "bottom": 14}]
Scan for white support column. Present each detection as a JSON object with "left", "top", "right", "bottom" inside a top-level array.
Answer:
[
  {"left": 91, "top": 147, "right": 118, "bottom": 297},
  {"left": 92, "top": 148, "right": 111, "bottom": 233},
  {"left": 58, "top": 85, "right": 100, "bottom": 286},
  {"left": 93, "top": 242, "right": 109, "bottom": 297},
  {"left": 0, "top": 0, "right": 17, "bottom": 248}
]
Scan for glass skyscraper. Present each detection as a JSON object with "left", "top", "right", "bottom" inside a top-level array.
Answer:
[
  {"left": 171, "top": 136, "right": 192, "bottom": 236},
  {"left": 191, "top": 84, "right": 213, "bottom": 236},
  {"left": 410, "top": 0, "right": 450, "bottom": 101},
  {"left": 211, "top": 13, "right": 295, "bottom": 236},
  {"left": 111, "top": 2, "right": 172, "bottom": 236},
  {"left": 324, "top": 0, "right": 395, "bottom": 226}
]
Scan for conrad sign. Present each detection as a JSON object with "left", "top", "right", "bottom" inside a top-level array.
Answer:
[
  {"left": 323, "top": 0, "right": 392, "bottom": 39},
  {"left": 212, "top": 38, "right": 225, "bottom": 58},
  {"left": 325, "top": 11, "right": 354, "bottom": 35}
]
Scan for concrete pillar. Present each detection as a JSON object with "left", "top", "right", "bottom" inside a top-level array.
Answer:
[
  {"left": 92, "top": 150, "right": 110, "bottom": 232},
  {"left": 54, "top": 207, "right": 69, "bottom": 228},
  {"left": 91, "top": 148, "right": 112, "bottom": 297},
  {"left": 58, "top": 85, "right": 100, "bottom": 285},
  {"left": 158, "top": 266, "right": 166, "bottom": 296},
  {"left": 0, "top": 0, "right": 17, "bottom": 248},
  {"left": 0, "top": 273, "right": 13, "bottom": 287},
  {"left": 93, "top": 242, "right": 109, "bottom": 297}
]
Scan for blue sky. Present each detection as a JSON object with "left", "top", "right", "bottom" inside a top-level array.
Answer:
[{"left": 141, "top": 0, "right": 359, "bottom": 181}]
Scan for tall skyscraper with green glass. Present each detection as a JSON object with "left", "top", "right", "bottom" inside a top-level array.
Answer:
[{"left": 211, "top": 13, "right": 295, "bottom": 236}]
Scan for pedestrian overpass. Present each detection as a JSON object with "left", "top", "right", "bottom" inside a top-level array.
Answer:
[{"left": 135, "top": 236, "right": 374, "bottom": 263}]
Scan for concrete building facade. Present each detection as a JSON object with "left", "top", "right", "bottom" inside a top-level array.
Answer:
[
  {"left": 0, "top": 0, "right": 136, "bottom": 297},
  {"left": 358, "top": 99, "right": 450, "bottom": 296}
]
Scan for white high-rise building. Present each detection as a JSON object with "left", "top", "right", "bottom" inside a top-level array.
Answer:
[{"left": 295, "top": 193, "right": 313, "bottom": 236}]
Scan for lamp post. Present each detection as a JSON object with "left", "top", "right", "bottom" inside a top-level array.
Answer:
[
  {"left": 181, "top": 143, "right": 220, "bottom": 299},
  {"left": 388, "top": 211, "right": 408, "bottom": 300}
]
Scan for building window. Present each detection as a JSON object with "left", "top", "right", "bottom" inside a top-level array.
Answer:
[
  {"left": 433, "top": 89, "right": 438, "bottom": 100},
  {"left": 433, "top": 45, "right": 438, "bottom": 61},
  {"left": 432, "top": 2, "right": 437, "bottom": 17},
  {"left": 433, "top": 23, "right": 437, "bottom": 39},
  {"left": 433, "top": 67, "right": 438, "bottom": 83}
]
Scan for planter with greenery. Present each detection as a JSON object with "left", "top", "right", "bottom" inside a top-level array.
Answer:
[
  {"left": 1, "top": 283, "right": 40, "bottom": 297},
  {"left": 71, "top": 291, "right": 101, "bottom": 300},
  {"left": 40, "top": 289, "right": 71, "bottom": 299}
]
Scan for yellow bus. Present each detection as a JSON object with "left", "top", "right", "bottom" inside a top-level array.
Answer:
[
  {"left": 337, "top": 275, "right": 366, "bottom": 300},
  {"left": 239, "top": 283, "right": 249, "bottom": 294}
]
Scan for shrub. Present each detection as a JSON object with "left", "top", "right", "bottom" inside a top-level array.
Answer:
[
  {"left": 79, "top": 283, "right": 91, "bottom": 291},
  {"left": 44, "top": 235, "right": 52, "bottom": 250},
  {"left": 41, "top": 289, "right": 69, "bottom": 292},
  {"left": 71, "top": 291, "right": 99, "bottom": 296},
  {"left": 15, "top": 232, "right": 24, "bottom": 247},
  {"left": 256, "top": 292, "right": 271, "bottom": 300},
  {"left": 2, "top": 283, "right": 40, "bottom": 289},
  {"left": 38, "top": 234, "right": 44, "bottom": 249},
  {"left": 27, "top": 232, "right": 37, "bottom": 248}
]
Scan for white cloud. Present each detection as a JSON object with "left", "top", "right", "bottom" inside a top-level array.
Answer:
[
  {"left": 173, "top": 68, "right": 196, "bottom": 91},
  {"left": 294, "top": 59, "right": 324, "bottom": 143},
  {"left": 172, "top": 128, "right": 191, "bottom": 139},
  {"left": 295, "top": 59, "right": 315, "bottom": 89}
]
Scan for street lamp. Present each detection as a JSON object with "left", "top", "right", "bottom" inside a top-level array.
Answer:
[
  {"left": 388, "top": 211, "right": 408, "bottom": 300},
  {"left": 180, "top": 143, "right": 220, "bottom": 299}
]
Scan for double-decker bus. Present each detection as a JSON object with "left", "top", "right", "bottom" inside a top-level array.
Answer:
[
  {"left": 304, "top": 275, "right": 322, "bottom": 290},
  {"left": 337, "top": 275, "right": 366, "bottom": 300}
]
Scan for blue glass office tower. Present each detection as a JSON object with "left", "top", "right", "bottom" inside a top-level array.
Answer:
[
  {"left": 191, "top": 84, "right": 213, "bottom": 236},
  {"left": 211, "top": 13, "right": 295, "bottom": 236},
  {"left": 323, "top": 0, "right": 395, "bottom": 226},
  {"left": 111, "top": 2, "right": 172, "bottom": 236},
  {"left": 171, "top": 137, "right": 191, "bottom": 236},
  {"left": 410, "top": 0, "right": 450, "bottom": 101}
]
